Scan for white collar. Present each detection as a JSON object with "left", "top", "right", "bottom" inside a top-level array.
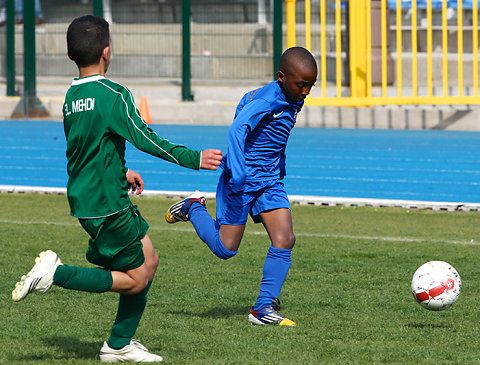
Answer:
[{"left": 71, "top": 75, "right": 105, "bottom": 86}]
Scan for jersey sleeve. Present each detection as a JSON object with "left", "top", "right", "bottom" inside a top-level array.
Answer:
[
  {"left": 227, "top": 98, "right": 271, "bottom": 190},
  {"left": 110, "top": 88, "right": 201, "bottom": 170}
]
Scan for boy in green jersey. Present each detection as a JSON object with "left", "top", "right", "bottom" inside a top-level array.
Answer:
[{"left": 11, "top": 15, "right": 222, "bottom": 362}]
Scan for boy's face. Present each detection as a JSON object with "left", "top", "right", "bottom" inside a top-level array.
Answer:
[{"left": 277, "top": 65, "right": 317, "bottom": 103}]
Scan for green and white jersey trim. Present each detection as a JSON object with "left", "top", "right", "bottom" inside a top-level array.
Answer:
[
  {"left": 63, "top": 75, "right": 201, "bottom": 218},
  {"left": 96, "top": 78, "right": 184, "bottom": 167}
]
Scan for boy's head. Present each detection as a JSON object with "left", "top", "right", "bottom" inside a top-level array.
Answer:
[
  {"left": 67, "top": 15, "right": 110, "bottom": 71},
  {"left": 277, "top": 47, "right": 317, "bottom": 103}
]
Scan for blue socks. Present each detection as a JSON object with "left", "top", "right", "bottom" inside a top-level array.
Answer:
[
  {"left": 189, "top": 203, "right": 237, "bottom": 260},
  {"left": 189, "top": 203, "right": 292, "bottom": 311},
  {"left": 253, "top": 245, "right": 292, "bottom": 311}
]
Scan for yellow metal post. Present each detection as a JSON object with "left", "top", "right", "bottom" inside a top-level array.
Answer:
[
  {"left": 396, "top": 0, "right": 403, "bottom": 97},
  {"left": 474, "top": 0, "right": 478, "bottom": 96},
  {"left": 305, "top": 0, "right": 311, "bottom": 51},
  {"left": 442, "top": 0, "right": 448, "bottom": 96},
  {"left": 427, "top": 0, "right": 433, "bottom": 97},
  {"left": 304, "top": 0, "right": 480, "bottom": 107},
  {"left": 412, "top": 0, "right": 418, "bottom": 97},
  {"left": 349, "top": 0, "right": 367, "bottom": 98},
  {"left": 366, "top": 0, "right": 372, "bottom": 97},
  {"left": 286, "top": 0, "right": 296, "bottom": 48},
  {"left": 335, "top": 0, "right": 342, "bottom": 97},
  {"left": 381, "top": 0, "right": 387, "bottom": 96},
  {"left": 457, "top": 0, "right": 464, "bottom": 97}
]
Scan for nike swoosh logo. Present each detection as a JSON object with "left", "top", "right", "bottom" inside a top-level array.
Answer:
[{"left": 273, "top": 112, "right": 283, "bottom": 118}]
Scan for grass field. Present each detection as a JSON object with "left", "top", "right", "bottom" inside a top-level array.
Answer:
[{"left": 1, "top": 193, "right": 480, "bottom": 364}]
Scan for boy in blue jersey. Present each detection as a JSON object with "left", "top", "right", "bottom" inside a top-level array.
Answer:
[{"left": 166, "top": 47, "right": 317, "bottom": 326}]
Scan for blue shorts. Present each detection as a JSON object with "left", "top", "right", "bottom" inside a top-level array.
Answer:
[{"left": 215, "top": 171, "right": 291, "bottom": 225}]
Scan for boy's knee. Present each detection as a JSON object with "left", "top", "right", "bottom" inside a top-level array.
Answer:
[
  {"left": 148, "top": 252, "right": 159, "bottom": 273},
  {"left": 274, "top": 233, "right": 296, "bottom": 249},
  {"left": 143, "top": 250, "right": 159, "bottom": 279},
  {"left": 288, "top": 233, "right": 296, "bottom": 248},
  {"left": 129, "top": 277, "right": 149, "bottom": 294}
]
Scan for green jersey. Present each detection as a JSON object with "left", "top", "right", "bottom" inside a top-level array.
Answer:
[{"left": 63, "top": 75, "right": 200, "bottom": 218}]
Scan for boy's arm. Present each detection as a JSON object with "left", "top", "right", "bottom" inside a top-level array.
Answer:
[
  {"left": 227, "top": 98, "right": 271, "bottom": 190},
  {"left": 111, "top": 92, "right": 215, "bottom": 170}
]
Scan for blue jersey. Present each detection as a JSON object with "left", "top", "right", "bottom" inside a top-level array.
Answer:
[{"left": 221, "top": 80, "right": 303, "bottom": 190}]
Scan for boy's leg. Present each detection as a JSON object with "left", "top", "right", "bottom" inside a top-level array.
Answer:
[
  {"left": 256, "top": 208, "right": 295, "bottom": 308},
  {"left": 100, "top": 234, "right": 163, "bottom": 361},
  {"left": 166, "top": 190, "right": 241, "bottom": 259},
  {"left": 107, "top": 234, "right": 158, "bottom": 349},
  {"left": 12, "top": 208, "right": 162, "bottom": 361},
  {"left": 14, "top": 232, "right": 156, "bottom": 301},
  {"left": 189, "top": 203, "right": 243, "bottom": 257},
  {"left": 249, "top": 208, "right": 296, "bottom": 326},
  {"left": 166, "top": 172, "right": 248, "bottom": 259}
]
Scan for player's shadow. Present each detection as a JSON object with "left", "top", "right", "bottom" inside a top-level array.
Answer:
[
  {"left": 169, "top": 305, "right": 246, "bottom": 319},
  {"left": 406, "top": 323, "right": 451, "bottom": 329},
  {"left": 45, "top": 336, "right": 98, "bottom": 359},
  {"left": 9, "top": 336, "right": 99, "bottom": 361}
]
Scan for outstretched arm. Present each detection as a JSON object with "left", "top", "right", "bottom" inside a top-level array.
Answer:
[
  {"left": 111, "top": 88, "right": 202, "bottom": 170},
  {"left": 126, "top": 169, "right": 144, "bottom": 195},
  {"left": 200, "top": 149, "right": 223, "bottom": 170}
]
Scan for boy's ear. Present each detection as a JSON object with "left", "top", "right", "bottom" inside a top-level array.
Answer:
[
  {"left": 102, "top": 45, "right": 110, "bottom": 60},
  {"left": 67, "top": 51, "right": 74, "bottom": 61},
  {"left": 277, "top": 70, "right": 285, "bottom": 82}
]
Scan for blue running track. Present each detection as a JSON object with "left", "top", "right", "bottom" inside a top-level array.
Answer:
[{"left": 2, "top": 120, "right": 480, "bottom": 203}]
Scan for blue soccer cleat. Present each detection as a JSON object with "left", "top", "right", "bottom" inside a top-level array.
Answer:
[
  {"left": 248, "top": 298, "right": 296, "bottom": 327},
  {"left": 165, "top": 191, "right": 206, "bottom": 223}
]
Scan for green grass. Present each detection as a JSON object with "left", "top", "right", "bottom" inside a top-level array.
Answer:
[{"left": 1, "top": 193, "right": 480, "bottom": 364}]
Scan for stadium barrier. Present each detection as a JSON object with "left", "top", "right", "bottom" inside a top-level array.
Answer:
[{"left": 286, "top": 0, "right": 480, "bottom": 106}]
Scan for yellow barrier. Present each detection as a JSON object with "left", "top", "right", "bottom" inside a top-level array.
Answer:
[{"left": 284, "top": 0, "right": 480, "bottom": 106}]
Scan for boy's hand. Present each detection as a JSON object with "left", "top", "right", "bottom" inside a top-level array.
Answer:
[
  {"left": 126, "top": 169, "right": 144, "bottom": 195},
  {"left": 200, "top": 149, "right": 223, "bottom": 170}
]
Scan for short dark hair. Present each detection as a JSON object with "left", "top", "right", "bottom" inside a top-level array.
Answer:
[
  {"left": 279, "top": 47, "right": 317, "bottom": 76},
  {"left": 67, "top": 15, "right": 110, "bottom": 68}
]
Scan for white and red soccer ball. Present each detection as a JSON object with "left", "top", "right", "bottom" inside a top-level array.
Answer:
[{"left": 411, "top": 261, "right": 461, "bottom": 311}]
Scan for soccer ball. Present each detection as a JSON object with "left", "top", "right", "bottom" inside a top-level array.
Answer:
[{"left": 411, "top": 261, "right": 461, "bottom": 311}]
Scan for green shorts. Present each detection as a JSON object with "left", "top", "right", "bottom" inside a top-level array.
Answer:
[{"left": 79, "top": 205, "right": 149, "bottom": 271}]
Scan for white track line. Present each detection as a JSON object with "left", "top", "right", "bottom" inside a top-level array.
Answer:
[
  {"left": 0, "top": 218, "right": 478, "bottom": 246},
  {"left": 1, "top": 185, "right": 480, "bottom": 211}
]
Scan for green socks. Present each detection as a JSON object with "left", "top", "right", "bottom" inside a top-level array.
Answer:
[
  {"left": 53, "top": 264, "right": 113, "bottom": 293},
  {"left": 107, "top": 281, "right": 152, "bottom": 349},
  {"left": 53, "top": 264, "right": 152, "bottom": 350}
]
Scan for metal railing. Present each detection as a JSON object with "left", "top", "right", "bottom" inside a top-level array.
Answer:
[{"left": 287, "top": 0, "right": 480, "bottom": 106}]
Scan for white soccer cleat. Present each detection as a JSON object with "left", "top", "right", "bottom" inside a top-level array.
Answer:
[
  {"left": 99, "top": 341, "right": 163, "bottom": 362},
  {"left": 165, "top": 190, "right": 206, "bottom": 223},
  {"left": 12, "top": 250, "right": 62, "bottom": 302}
]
